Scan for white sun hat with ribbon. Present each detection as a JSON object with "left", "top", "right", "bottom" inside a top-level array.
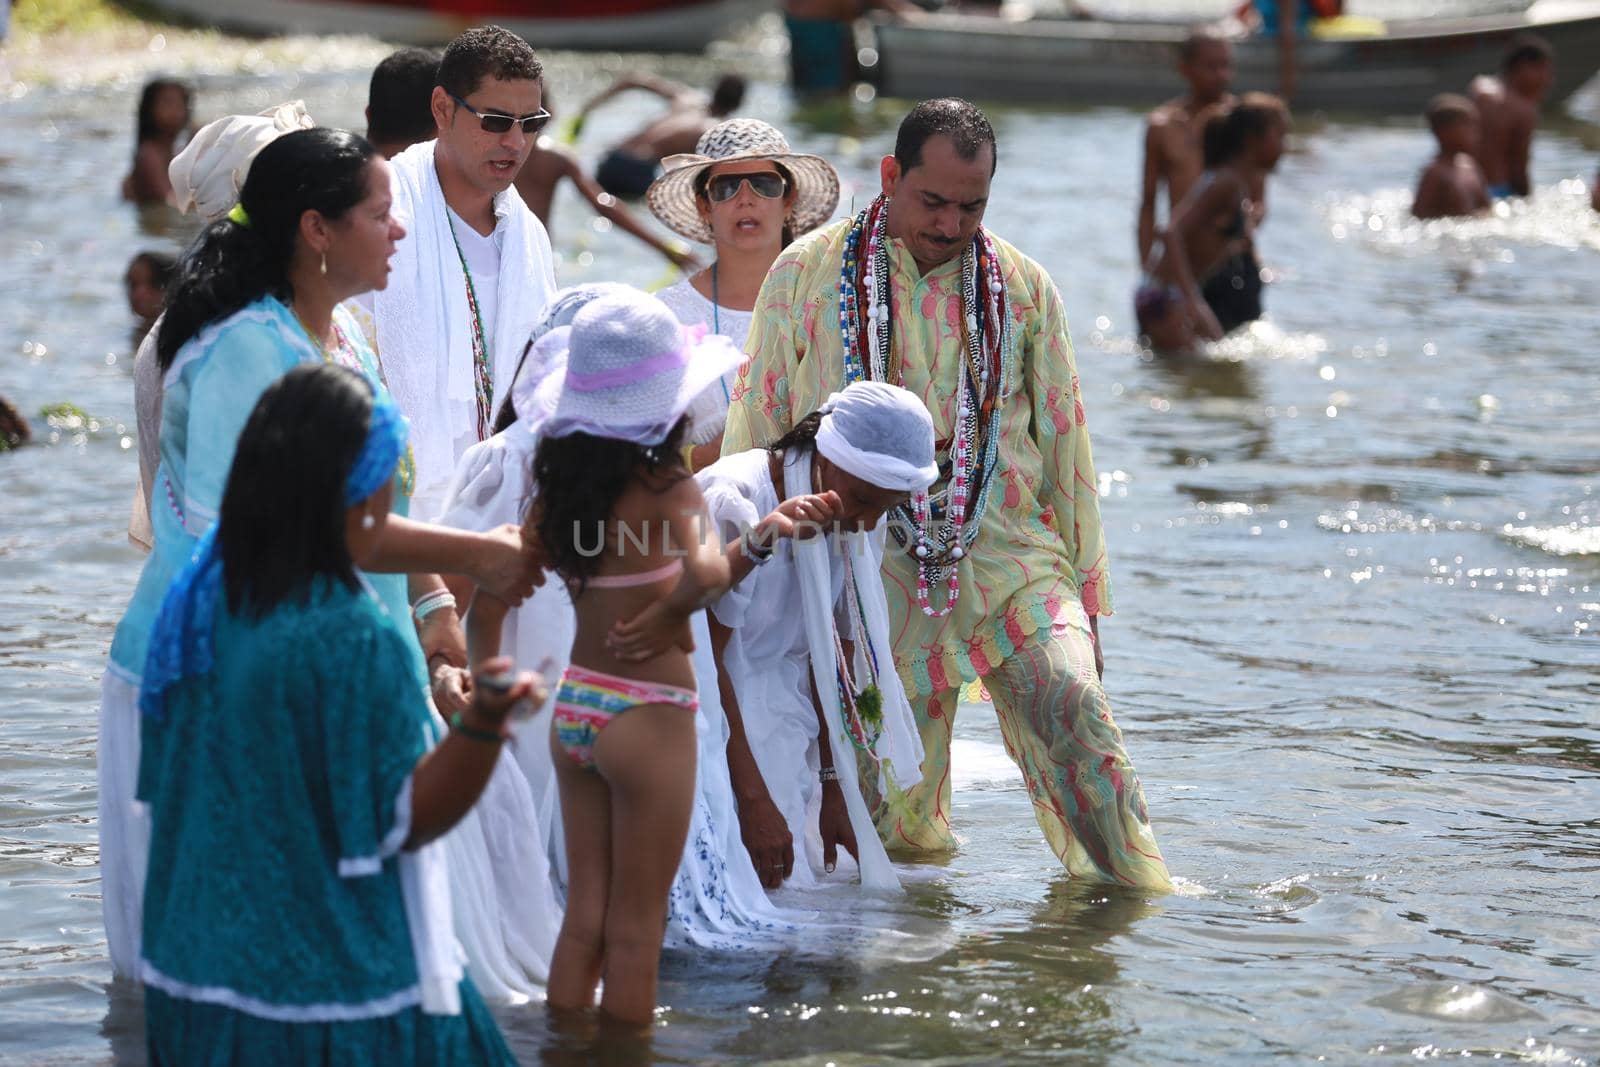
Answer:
[
  {"left": 543, "top": 289, "right": 745, "bottom": 446},
  {"left": 646, "top": 118, "right": 841, "bottom": 245}
]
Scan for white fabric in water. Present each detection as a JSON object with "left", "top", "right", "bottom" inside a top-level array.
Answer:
[
  {"left": 98, "top": 667, "right": 150, "bottom": 978},
  {"left": 367, "top": 140, "right": 556, "bottom": 520}
]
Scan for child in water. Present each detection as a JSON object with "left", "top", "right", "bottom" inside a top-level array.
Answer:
[
  {"left": 526, "top": 290, "right": 740, "bottom": 1025},
  {"left": 1412, "top": 94, "right": 1491, "bottom": 220},
  {"left": 1135, "top": 94, "right": 1288, "bottom": 353},
  {"left": 124, "top": 251, "right": 174, "bottom": 345},
  {"left": 1469, "top": 34, "right": 1554, "bottom": 200},
  {"left": 122, "top": 78, "right": 193, "bottom": 205}
]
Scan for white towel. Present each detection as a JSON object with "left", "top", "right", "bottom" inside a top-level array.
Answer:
[
  {"left": 784, "top": 450, "right": 924, "bottom": 895},
  {"left": 374, "top": 140, "right": 556, "bottom": 519}
]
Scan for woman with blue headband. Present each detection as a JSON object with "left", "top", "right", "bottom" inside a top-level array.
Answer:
[{"left": 138, "top": 364, "right": 532, "bottom": 1065}]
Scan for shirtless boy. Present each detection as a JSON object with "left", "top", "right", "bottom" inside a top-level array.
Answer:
[
  {"left": 1412, "top": 94, "right": 1491, "bottom": 220},
  {"left": 581, "top": 73, "right": 745, "bottom": 199},
  {"left": 1138, "top": 30, "right": 1236, "bottom": 266},
  {"left": 1470, "top": 34, "right": 1554, "bottom": 199}
]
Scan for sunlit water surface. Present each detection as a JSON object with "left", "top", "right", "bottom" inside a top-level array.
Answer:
[{"left": 1, "top": 26, "right": 1597, "bottom": 1067}]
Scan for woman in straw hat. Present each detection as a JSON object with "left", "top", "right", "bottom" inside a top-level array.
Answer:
[{"left": 646, "top": 118, "right": 841, "bottom": 472}]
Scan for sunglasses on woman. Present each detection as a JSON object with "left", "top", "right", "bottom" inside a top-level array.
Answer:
[
  {"left": 449, "top": 92, "right": 553, "bottom": 136},
  {"left": 704, "top": 172, "right": 788, "bottom": 203}
]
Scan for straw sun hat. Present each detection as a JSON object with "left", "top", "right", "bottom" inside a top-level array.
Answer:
[
  {"left": 646, "top": 118, "right": 841, "bottom": 245},
  {"left": 543, "top": 289, "right": 744, "bottom": 446}
]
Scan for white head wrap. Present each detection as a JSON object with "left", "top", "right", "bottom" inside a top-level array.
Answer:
[
  {"left": 168, "top": 101, "right": 316, "bottom": 222},
  {"left": 813, "top": 381, "right": 939, "bottom": 492}
]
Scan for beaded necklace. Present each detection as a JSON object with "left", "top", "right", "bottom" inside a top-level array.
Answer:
[
  {"left": 445, "top": 212, "right": 494, "bottom": 442},
  {"left": 837, "top": 194, "right": 1012, "bottom": 617},
  {"left": 834, "top": 542, "right": 884, "bottom": 761}
]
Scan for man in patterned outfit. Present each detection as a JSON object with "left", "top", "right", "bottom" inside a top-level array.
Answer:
[{"left": 722, "top": 99, "right": 1171, "bottom": 889}]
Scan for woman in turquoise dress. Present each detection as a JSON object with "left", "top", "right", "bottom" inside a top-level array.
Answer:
[
  {"left": 139, "top": 363, "right": 539, "bottom": 1064},
  {"left": 99, "top": 128, "right": 541, "bottom": 979}
]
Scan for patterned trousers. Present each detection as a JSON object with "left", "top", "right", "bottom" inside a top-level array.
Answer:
[{"left": 872, "top": 625, "right": 1172, "bottom": 890}]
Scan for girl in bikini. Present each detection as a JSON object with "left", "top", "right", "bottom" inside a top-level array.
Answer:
[
  {"left": 524, "top": 289, "right": 741, "bottom": 1026},
  {"left": 1135, "top": 94, "right": 1288, "bottom": 353}
]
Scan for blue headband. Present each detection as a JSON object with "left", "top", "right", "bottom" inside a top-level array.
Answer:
[{"left": 140, "top": 393, "right": 409, "bottom": 720}]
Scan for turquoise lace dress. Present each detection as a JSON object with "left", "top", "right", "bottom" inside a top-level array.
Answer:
[{"left": 137, "top": 579, "right": 513, "bottom": 1066}]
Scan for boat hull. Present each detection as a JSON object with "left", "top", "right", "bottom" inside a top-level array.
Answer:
[
  {"left": 873, "top": 3, "right": 1600, "bottom": 114},
  {"left": 141, "top": 0, "right": 767, "bottom": 52}
]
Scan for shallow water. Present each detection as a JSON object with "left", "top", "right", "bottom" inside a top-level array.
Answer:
[{"left": 2, "top": 27, "right": 1598, "bottom": 1067}]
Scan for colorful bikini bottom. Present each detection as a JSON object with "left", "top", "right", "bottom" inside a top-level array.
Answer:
[{"left": 552, "top": 664, "right": 699, "bottom": 771}]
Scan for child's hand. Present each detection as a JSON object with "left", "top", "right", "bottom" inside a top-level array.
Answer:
[
  {"left": 605, "top": 597, "right": 695, "bottom": 662},
  {"left": 760, "top": 491, "right": 843, "bottom": 545}
]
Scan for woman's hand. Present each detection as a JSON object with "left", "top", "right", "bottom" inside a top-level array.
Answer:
[
  {"left": 605, "top": 597, "right": 695, "bottom": 663},
  {"left": 737, "top": 793, "right": 795, "bottom": 889},
  {"left": 469, "top": 656, "right": 547, "bottom": 722},
  {"left": 818, "top": 780, "right": 858, "bottom": 875},
  {"left": 1189, "top": 299, "right": 1225, "bottom": 342},
  {"left": 468, "top": 524, "right": 545, "bottom": 606}
]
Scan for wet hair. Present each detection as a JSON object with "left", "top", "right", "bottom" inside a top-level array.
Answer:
[
  {"left": 1178, "top": 27, "right": 1230, "bottom": 63},
  {"left": 1202, "top": 95, "right": 1286, "bottom": 168},
  {"left": 694, "top": 161, "right": 796, "bottom": 246},
  {"left": 368, "top": 47, "right": 442, "bottom": 148},
  {"left": 437, "top": 25, "right": 543, "bottom": 100},
  {"left": 1426, "top": 93, "right": 1477, "bottom": 134},
  {"left": 219, "top": 364, "right": 373, "bottom": 617},
  {"left": 767, "top": 409, "right": 822, "bottom": 455},
  {"left": 126, "top": 250, "right": 177, "bottom": 289},
  {"left": 156, "top": 128, "right": 378, "bottom": 371},
  {"left": 135, "top": 78, "right": 193, "bottom": 145},
  {"left": 710, "top": 74, "right": 746, "bottom": 116},
  {"left": 894, "top": 98, "right": 997, "bottom": 177},
  {"left": 532, "top": 419, "right": 690, "bottom": 594},
  {"left": 1501, "top": 33, "right": 1554, "bottom": 74}
]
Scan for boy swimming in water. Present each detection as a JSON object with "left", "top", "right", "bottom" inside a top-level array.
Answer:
[
  {"left": 1138, "top": 29, "right": 1236, "bottom": 266},
  {"left": 1469, "top": 34, "right": 1554, "bottom": 199},
  {"left": 1412, "top": 94, "right": 1491, "bottom": 220}
]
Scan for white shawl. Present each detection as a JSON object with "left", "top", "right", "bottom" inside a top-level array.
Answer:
[
  {"left": 784, "top": 450, "right": 925, "bottom": 895},
  {"left": 373, "top": 140, "right": 556, "bottom": 518}
]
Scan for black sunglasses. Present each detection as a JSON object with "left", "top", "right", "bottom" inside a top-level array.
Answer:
[
  {"left": 704, "top": 172, "right": 788, "bottom": 203},
  {"left": 449, "top": 92, "right": 552, "bottom": 135}
]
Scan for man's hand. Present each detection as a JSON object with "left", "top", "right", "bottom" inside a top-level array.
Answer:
[
  {"left": 737, "top": 792, "right": 794, "bottom": 889},
  {"left": 818, "top": 780, "right": 858, "bottom": 875}
]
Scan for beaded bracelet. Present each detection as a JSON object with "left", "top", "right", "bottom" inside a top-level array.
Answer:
[
  {"left": 412, "top": 590, "right": 457, "bottom": 625},
  {"left": 449, "top": 711, "right": 506, "bottom": 745}
]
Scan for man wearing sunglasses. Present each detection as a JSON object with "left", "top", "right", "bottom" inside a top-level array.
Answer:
[{"left": 358, "top": 25, "right": 558, "bottom": 524}]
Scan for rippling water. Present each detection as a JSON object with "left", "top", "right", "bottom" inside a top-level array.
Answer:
[{"left": 2, "top": 23, "right": 1598, "bottom": 1067}]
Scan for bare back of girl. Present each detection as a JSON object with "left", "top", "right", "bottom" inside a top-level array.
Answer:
[{"left": 546, "top": 464, "right": 730, "bottom": 1027}]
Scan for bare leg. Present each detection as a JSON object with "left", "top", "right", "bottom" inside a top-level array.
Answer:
[
  {"left": 546, "top": 731, "right": 613, "bottom": 1012},
  {"left": 591, "top": 704, "right": 698, "bottom": 1025}
]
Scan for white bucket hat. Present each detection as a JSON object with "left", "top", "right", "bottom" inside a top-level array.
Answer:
[
  {"left": 169, "top": 101, "right": 315, "bottom": 222},
  {"left": 543, "top": 289, "right": 745, "bottom": 446},
  {"left": 814, "top": 381, "right": 939, "bottom": 492},
  {"left": 646, "top": 118, "right": 841, "bottom": 245}
]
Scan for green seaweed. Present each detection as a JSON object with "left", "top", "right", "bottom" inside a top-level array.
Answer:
[{"left": 856, "top": 684, "right": 883, "bottom": 729}]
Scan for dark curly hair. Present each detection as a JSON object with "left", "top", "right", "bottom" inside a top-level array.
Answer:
[
  {"left": 438, "top": 25, "right": 543, "bottom": 100},
  {"left": 532, "top": 419, "right": 690, "bottom": 595}
]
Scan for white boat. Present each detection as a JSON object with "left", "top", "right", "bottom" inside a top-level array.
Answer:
[{"left": 141, "top": 0, "right": 770, "bottom": 53}]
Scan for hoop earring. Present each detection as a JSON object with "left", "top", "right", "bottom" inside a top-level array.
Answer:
[
  {"left": 361, "top": 512, "right": 375, "bottom": 530},
  {"left": 320, "top": 251, "right": 328, "bottom": 276}
]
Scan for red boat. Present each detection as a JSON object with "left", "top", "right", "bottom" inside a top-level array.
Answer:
[{"left": 142, "top": 0, "right": 771, "bottom": 52}]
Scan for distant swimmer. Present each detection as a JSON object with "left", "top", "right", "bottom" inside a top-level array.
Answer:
[
  {"left": 1138, "top": 30, "right": 1236, "bottom": 267},
  {"left": 121, "top": 78, "right": 193, "bottom": 206},
  {"left": 1412, "top": 94, "right": 1491, "bottom": 221},
  {"left": 1470, "top": 34, "right": 1554, "bottom": 199},
  {"left": 578, "top": 73, "right": 745, "bottom": 200},
  {"left": 1232, "top": 0, "right": 1344, "bottom": 99},
  {"left": 1136, "top": 95, "right": 1288, "bottom": 353}
]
